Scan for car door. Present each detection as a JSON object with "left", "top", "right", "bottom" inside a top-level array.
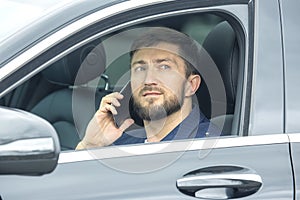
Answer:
[
  {"left": 0, "top": 0, "right": 294, "bottom": 199},
  {"left": 280, "top": 0, "right": 300, "bottom": 199}
]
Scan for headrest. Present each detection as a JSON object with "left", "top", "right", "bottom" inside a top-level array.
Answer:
[
  {"left": 42, "top": 39, "right": 106, "bottom": 86},
  {"left": 202, "top": 21, "right": 239, "bottom": 115}
]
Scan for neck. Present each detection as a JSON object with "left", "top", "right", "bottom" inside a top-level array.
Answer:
[{"left": 143, "top": 100, "right": 192, "bottom": 142}]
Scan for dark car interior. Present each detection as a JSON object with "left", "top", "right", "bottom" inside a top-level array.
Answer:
[{"left": 0, "top": 13, "right": 241, "bottom": 151}]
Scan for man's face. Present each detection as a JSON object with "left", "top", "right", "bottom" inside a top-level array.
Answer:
[{"left": 130, "top": 42, "right": 188, "bottom": 121}]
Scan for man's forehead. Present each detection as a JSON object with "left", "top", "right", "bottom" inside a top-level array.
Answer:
[{"left": 132, "top": 42, "right": 181, "bottom": 60}]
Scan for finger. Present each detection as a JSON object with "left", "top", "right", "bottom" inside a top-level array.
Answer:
[
  {"left": 118, "top": 118, "right": 135, "bottom": 132},
  {"left": 99, "top": 104, "right": 118, "bottom": 115},
  {"left": 106, "top": 104, "right": 118, "bottom": 115},
  {"left": 110, "top": 98, "right": 121, "bottom": 107},
  {"left": 100, "top": 93, "right": 123, "bottom": 107},
  {"left": 106, "top": 91, "right": 123, "bottom": 98},
  {"left": 103, "top": 92, "right": 123, "bottom": 102}
]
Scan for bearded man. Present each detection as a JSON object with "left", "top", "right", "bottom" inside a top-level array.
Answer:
[{"left": 76, "top": 27, "right": 221, "bottom": 149}]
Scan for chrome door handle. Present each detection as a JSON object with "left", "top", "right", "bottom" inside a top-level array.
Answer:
[{"left": 176, "top": 166, "right": 262, "bottom": 199}]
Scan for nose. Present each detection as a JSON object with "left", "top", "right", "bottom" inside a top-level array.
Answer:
[{"left": 144, "top": 68, "right": 158, "bottom": 85}]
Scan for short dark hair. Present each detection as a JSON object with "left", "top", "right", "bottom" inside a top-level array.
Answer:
[{"left": 130, "top": 27, "right": 201, "bottom": 78}]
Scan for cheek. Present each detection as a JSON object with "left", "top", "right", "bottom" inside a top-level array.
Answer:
[
  {"left": 130, "top": 73, "right": 145, "bottom": 87},
  {"left": 131, "top": 80, "right": 144, "bottom": 97},
  {"left": 162, "top": 75, "right": 186, "bottom": 92},
  {"left": 163, "top": 82, "right": 186, "bottom": 100},
  {"left": 131, "top": 79, "right": 140, "bottom": 93}
]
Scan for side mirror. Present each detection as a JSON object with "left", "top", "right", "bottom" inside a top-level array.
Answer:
[{"left": 0, "top": 106, "right": 60, "bottom": 175}]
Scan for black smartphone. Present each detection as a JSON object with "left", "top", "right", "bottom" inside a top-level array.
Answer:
[{"left": 113, "top": 81, "right": 132, "bottom": 127}]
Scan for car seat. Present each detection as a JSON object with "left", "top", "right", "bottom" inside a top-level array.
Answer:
[
  {"left": 198, "top": 21, "right": 240, "bottom": 135},
  {"left": 31, "top": 40, "right": 107, "bottom": 150}
]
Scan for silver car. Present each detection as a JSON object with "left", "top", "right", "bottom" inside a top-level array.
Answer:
[{"left": 0, "top": 0, "right": 299, "bottom": 199}]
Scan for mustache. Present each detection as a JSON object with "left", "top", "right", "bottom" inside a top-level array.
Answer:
[{"left": 138, "top": 86, "right": 164, "bottom": 96}]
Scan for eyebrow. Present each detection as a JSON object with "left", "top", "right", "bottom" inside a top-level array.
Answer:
[
  {"left": 131, "top": 58, "right": 177, "bottom": 66},
  {"left": 131, "top": 60, "right": 147, "bottom": 66},
  {"left": 155, "top": 58, "right": 175, "bottom": 64}
]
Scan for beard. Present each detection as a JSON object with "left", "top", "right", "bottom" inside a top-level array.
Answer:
[{"left": 132, "top": 86, "right": 184, "bottom": 121}]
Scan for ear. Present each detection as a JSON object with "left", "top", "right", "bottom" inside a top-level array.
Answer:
[{"left": 185, "top": 74, "right": 201, "bottom": 97}]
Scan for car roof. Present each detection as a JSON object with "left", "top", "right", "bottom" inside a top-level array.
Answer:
[
  {"left": 0, "top": 0, "right": 75, "bottom": 43},
  {"left": 0, "top": 0, "right": 127, "bottom": 67}
]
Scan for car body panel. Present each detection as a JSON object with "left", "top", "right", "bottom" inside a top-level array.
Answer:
[
  {"left": 280, "top": 0, "right": 300, "bottom": 197},
  {"left": 0, "top": 0, "right": 298, "bottom": 199},
  {"left": 281, "top": 0, "right": 300, "bottom": 133},
  {"left": 0, "top": 135, "right": 294, "bottom": 199},
  {"left": 248, "top": 0, "right": 284, "bottom": 135},
  {"left": 288, "top": 134, "right": 300, "bottom": 200}
]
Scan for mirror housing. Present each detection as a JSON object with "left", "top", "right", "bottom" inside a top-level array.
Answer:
[{"left": 0, "top": 106, "right": 60, "bottom": 175}]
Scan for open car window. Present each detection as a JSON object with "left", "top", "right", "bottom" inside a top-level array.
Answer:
[{"left": 0, "top": 10, "right": 245, "bottom": 151}]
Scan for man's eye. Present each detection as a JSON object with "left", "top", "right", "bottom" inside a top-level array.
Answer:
[
  {"left": 134, "top": 66, "right": 146, "bottom": 72},
  {"left": 159, "top": 65, "right": 170, "bottom": 70}
]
